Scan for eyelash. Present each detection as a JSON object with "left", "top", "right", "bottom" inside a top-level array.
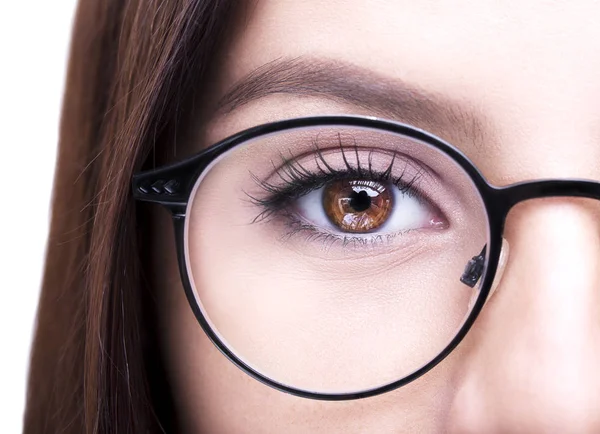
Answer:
[{"left": 245, "top": 143, "right": 429, "bottom": 245}]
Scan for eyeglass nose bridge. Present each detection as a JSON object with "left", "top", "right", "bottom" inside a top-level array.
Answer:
[
  {"left": 487, "top": 179, "right": 600, "bottom": 216},
  {"left": 458, "top": 179, "right": 600, "bottom": 290}
]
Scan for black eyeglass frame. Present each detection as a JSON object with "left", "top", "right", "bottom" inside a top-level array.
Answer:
[{"left": 132, "top": 115, "right": 600, "bottom": 401}]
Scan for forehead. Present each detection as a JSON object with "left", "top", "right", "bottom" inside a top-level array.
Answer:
[{"left": 222, "top": 0, "right": 600, "bottom": 122}]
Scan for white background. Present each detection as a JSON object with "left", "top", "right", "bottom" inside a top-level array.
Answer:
[{"left": 0, "top": 1, "right": 78, "bottom": 432}]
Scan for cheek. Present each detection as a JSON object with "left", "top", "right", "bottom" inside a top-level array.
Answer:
[{"left": 150, "top": 208, "right": 467, "bottom": 433}]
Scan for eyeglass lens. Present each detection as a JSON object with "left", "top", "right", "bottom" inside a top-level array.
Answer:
[{"left": 184, "top": 125, "right": 490, "bottom": 394}]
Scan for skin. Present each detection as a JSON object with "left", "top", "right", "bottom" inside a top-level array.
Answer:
[{"left": 152, "top": 1, "right": 600, "bottom": 432}]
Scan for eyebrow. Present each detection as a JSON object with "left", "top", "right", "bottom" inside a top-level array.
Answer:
[{"left": 215, "top": 57, "right": 492, "bottom": 147}]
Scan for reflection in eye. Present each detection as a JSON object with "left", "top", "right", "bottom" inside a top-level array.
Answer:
[{"left": 247, "top": 138, "right": 448, "bottom": 246}]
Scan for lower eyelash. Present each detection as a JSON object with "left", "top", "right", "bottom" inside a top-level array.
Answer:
[{"left": 270, "top": 209, "right": 406, "bottom": 249}]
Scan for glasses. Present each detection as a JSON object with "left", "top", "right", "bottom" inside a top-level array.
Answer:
[{"left": 132, "top": 115, "right": 600, "bottom": 400}]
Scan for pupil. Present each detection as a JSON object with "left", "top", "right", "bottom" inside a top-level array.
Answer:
[{"left": 350, "top": 190, "right": 372, "bottom": 212}]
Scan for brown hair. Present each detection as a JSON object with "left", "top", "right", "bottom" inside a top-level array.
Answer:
[{"left": 24, "top": 1, "right": 235, "bottom": 432}]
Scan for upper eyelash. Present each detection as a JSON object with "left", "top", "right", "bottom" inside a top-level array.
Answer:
[{"left": 245, "top": 139, "right": 428, "bottom": 224}]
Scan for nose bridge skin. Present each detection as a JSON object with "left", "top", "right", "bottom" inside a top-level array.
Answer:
[{"left": 447, "top": 188, "right": 600, "bottom": 432}]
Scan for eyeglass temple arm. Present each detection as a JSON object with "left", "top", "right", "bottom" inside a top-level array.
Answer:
[{"left": 460, "top": 245, "right": 487, "bottom": 288}]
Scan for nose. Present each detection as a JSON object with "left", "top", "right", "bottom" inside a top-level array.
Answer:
[{"left": 447, "top": 199, "right": 600, "bottom": 433}]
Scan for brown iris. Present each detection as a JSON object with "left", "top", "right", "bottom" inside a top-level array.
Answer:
[{"left": 322, "top": 180, "right": 393, "bottom": 233}]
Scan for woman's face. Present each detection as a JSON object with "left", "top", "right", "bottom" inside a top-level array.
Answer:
[{"left": 153, "top": 1, "right": 600, "bottom": 432}]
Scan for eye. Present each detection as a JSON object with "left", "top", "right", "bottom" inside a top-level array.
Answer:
[{"left": 294, "top": 179, "right": 444, "bottom": 236}]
